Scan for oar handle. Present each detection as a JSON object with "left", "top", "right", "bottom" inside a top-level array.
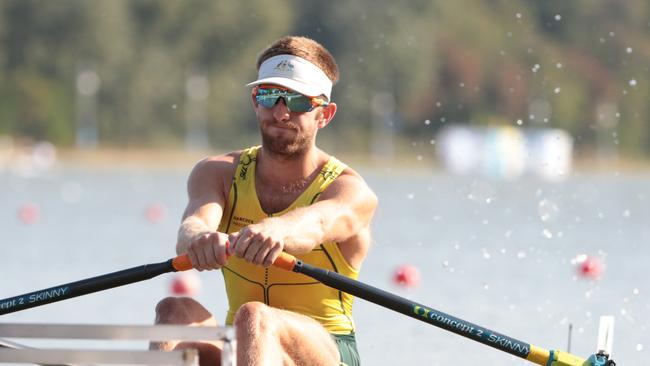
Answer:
[
  {"left": 273, "top": 252, "right": 297, "bottom": 271},
  {"left": 171, "top": 254, "right": 193, "bottom": 271},
  {"left": 171, "top": 252, "right": 298, "bottom": 272}
]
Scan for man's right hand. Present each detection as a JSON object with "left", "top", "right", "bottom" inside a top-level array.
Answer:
[{"left": 186, "top": 231, "right": 230, "bottom": 271}]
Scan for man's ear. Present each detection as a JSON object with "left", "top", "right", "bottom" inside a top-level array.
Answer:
[
  {"left": 317, "top": 102, "right": 337, "bottom": 129},
  {"left": 251, "top": 90, "right": 258, "bottom": 108}
]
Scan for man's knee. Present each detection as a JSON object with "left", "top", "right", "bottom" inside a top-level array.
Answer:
[
  {"left": 154, "top": 296, "right": 213, "bottom": 325},
  {"left": 233, "top": 301, "right": 275, "bottom": 334}
]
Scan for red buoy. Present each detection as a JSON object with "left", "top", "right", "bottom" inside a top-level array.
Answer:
[
  {"left": 578, "top": 256, "right": 604, "bottom": 280},
  {"left": 170, "top": 272, "right": 201, "bottom": 296},
  {"left": 393, "top": 264, "right": 421, "bottom": 288},
  {"left": 145, "top": 203, "right": 167, "bottom": 224},
  {"left": 18, "top": 203, "right": 40, "bottom": 225}
]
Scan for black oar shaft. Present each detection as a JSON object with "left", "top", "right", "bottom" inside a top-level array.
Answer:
[
  {"left": 0, "top": 260, "right": 175, "bottom": 316},
  {"left": 294, "top": 260, "right": 533, "bottom": 360}
]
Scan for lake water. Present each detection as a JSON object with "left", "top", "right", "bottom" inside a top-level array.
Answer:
[{"left": 1, "top": 162, "right": 648, "bottom": 365}]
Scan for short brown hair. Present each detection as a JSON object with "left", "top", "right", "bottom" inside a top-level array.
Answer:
[{"left": 256, "top": 36, "right": 339, "bottom": 85}]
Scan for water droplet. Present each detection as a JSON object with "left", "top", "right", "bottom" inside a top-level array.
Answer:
[
  {"left": 636, "top": 344, "right": 644, "bottom": 351},
  {"left": 571, "top": 254, "right": 588, "bottom": 265},
  {"left": 623, "top": 210, "right": 631, "bottom": 218},
  {"left": 517, "top": 251, "right": 527, "bottom": 259},
  {"left": 504, "top": 230, "right": 512, "bottom": 238},
  {"left": 429, "top": 139, "right": 436, "bottom": 145},
  {"left": 424, "top": 119, "right": 431, "bottom": 125},
  {"left": 556, "top": 62, "right": 563, "bottom": 68},
  {"left": 483, "top": 283, "right": 489, "bottom": 290},
  {"left": 516, "top": 13, "right": 522, "bottom": 19},
  {"left": 554, "top": 87, "right": 561, "bottom": 94},
  {"left": 633, "top": 288, "right": 640, "bottom": 295},
  {"left": 407, "top": 193, "right": 415, "bottom": 199},
  {"left": 626, "top": 47, "right": 633, "bottom": 54},
  {"left": 629, "top": 79, "right": 637, "bottom": 87},
  {"left": 554, "top": 14, "right": 562, "bottom": 21},
  {"left": 538, "top": 199, "right": 560, "bottom": 222},
  {"left": 542, "top": 229, "right": 553, "bottom": 239},
  {"left": 172, "top": 104, "right": 178, "bottom": 109},
  {"left": 516, "top": 119, "right": 523, "bottom": 126}
]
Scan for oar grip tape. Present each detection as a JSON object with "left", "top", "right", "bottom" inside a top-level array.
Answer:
[
  {"left": 274, "top": 252, "right": 297, "bottom": 271},
  {"left": 172, "top": 254, "right": 193, "bottom": 271}
]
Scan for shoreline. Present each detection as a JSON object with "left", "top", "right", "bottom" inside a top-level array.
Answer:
[
  {"left": 58, "top": 148, "right": 650, "bottom": 172},
  {"left": 3, "top": 146, "right": 650, "bottom": 174}
]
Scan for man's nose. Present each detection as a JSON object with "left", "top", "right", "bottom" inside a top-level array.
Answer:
[{"left": 272, "top": 97, "right": 290, "bottom": 120}]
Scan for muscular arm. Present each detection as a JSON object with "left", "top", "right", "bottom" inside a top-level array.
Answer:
[
  {"left": 232, "top": 169, "right": 378, "bottom": 267},
  {"left": 276, "top": 173, "right": 377, "bottom": 252},
  {"left": 176, "top": 153, "right": 238, "bottom": 270}
]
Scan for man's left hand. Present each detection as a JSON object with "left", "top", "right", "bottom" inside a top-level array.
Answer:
[{"left": 231, "top": 218, "right": 286, "bottom": 267}]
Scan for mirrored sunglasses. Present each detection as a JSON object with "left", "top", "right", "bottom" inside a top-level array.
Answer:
[{"left": 254, "top": 85, "right": 329, "bottom": 113}]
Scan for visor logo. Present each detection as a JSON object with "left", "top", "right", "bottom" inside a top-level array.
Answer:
[{"left": 274, "top": 60, "right": 295, "bottom": 72}]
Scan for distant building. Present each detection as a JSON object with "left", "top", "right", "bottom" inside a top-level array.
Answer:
[{"left": 436, "top": 124, "right": 573, "bottom": 181}]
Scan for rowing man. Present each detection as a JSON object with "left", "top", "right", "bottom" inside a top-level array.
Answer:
[{"left": 152, "top": 35, "right": 378, "bottom": 366}]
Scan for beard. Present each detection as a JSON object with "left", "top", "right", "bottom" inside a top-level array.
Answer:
[{"left": 259, "top": 121, "right": 315, "bottom": 159}]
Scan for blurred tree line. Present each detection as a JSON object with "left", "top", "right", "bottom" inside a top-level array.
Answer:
[{"left": 0, "top": 0, "right": 648, "bottom": 157}]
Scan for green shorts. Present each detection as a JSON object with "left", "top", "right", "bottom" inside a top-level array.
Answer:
[{"left": 332, "top": 333, "right": 360, "bottom": 366}]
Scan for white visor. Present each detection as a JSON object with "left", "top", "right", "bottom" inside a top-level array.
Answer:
[{"left": 246, "top": 54, "right": 333, "bottom": 100}]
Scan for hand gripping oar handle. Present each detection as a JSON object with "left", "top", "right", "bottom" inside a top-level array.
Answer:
[
  {"left": 272, "top": 252, "right": 591, "bottom": 366},
  {"left": 0, "top": 255, "right": 193, "bottom": 316}
]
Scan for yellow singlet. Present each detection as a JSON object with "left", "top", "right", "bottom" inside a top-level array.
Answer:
[{"left": 217, "top": 146, "right": 358, "bottom": 335}]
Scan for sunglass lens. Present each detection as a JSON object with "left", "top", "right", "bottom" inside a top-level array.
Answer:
[
  {"left": 285, "top": 95, "right": 314, "bottom": 113},
  {"left": 256, "top": 94, "right": 280, "bottom": 108}
]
